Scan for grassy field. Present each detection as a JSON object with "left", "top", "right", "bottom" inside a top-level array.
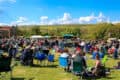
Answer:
[{"left": 1, "top": 54, "right": 120, "bottom": 80}]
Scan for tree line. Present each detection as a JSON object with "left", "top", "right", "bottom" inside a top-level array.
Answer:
[{"left": 15, "top": 23, "right": 120, "bottom": 39}]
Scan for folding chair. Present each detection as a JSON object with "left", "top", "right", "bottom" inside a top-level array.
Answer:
[
  {"left": 59, "top": 57, "right": 68, "bottom": 71},
  {"left": 35, "top": 52, "right": 46, "bottom": 66},
  {"left": 72, "top": 61, "right": 84, "bottom": 80},
  {"left": 48, "top": 54, "right": 54, "bottom": 61},
  {"left": 47, "top": 54, "right": 54, "bottom": 65},
  {"left": 0, "top": 56, "right": 12, "bottom": 80}
]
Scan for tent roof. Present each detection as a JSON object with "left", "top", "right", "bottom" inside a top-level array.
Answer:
[
  {"left": 63, "top": 34, "right": 73, "bottom": 37},
  {"left": 30, "top": 35, "right": 43, "bottom": 38},
  {"left": 44, "top": 35, "right": 51, "bottom": 38}
]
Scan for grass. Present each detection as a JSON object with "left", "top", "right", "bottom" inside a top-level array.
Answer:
[{"left": 1, "top": 54, "right": 120, "bottom": 80}]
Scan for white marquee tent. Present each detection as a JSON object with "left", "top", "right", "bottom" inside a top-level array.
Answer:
[{"left": 30, "top": 35, "right": 44, "bottom": 39}]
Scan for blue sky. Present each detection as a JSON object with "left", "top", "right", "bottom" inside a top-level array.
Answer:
[{"left": 0, "top": 0, "right": 120, "bottom": 25}]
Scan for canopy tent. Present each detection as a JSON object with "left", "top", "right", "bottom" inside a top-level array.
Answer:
[
  {"left": 63, "top": 34, "right": 74, "bottom": 39},
  {"left": 63, "top": 34, "right": 73, "bottom": 36},
  {"left": 118, "top": 39, "right": 120, "bottom": 42},
  {"left": 44, "top": 35, "right": 51, "bottom": 38},
  {"left": 30, "top": 35, "right": 44, "bottom": 39},
  {"left": 107, "top": 38, "right": 117, "bottom": 42}
]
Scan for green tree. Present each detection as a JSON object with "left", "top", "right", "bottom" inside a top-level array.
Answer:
[{"left": 32, "top": 26, "right": 41, "bottom": 35}]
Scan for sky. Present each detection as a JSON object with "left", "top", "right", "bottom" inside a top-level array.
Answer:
[{"left": 0, "top": 0, "right": 120, "bottom": 25}]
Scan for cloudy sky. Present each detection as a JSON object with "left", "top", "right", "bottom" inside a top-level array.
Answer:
[{"left": 0, "top": 0, "right": 120, "bottom": 25}]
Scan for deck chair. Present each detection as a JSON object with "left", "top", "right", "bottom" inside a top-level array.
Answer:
[
  {"left": 48, "top": 54, "right": 54, "bottom": 62},
  {"left": 35, "top": 52, "right": 46, "bottom": 66},
  {"left": 0, "top": 56, "right": 12, "bottom": 80},
  {"left": 47, "top": 54, "right": 54, "bottom": 65},
  {"left": 59, "top": 57, "right": 68, "bottom": 71},
  {"left": 72, "top": 61, "right": 84, "bottom": 80}
]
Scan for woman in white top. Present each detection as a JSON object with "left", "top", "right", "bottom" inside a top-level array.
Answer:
[{"left": 60, "top": 48, "right": 69, "bottom": 58}]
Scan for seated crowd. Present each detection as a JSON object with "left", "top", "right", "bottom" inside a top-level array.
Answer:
[{"left": 0, "top": 37, "right": 120, "bottom": 79}]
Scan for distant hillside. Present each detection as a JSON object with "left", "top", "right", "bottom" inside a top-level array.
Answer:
[{"left": 16, "top": 23, "right": 120, "bottom": 40}]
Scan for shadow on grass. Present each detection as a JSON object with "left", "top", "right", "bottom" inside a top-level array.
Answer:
[
  {"left": 12, "top": 77, "right": 35, "bottom": 80},
  {"left": 32, "top": 64, "right": 58, "bottom": 68},
  {"left": 11, "top": 78, "right": 25, "bottom": 80},
  {"left": 82, "top": 76, "right": 115, "bottom": 80},
  {"left": 105, "top": 76, "right": 115, "bottom": 79}
]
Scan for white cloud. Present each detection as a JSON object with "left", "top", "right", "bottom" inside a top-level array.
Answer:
[
  {"left": 47, "top": 12, "right": 109, "bottom": 25},
  {"left": 16, "top": 17, "right": 28, "bottom": 23},
  {"left": 78, "top": 12, "right": 110, "bottom": 24},
  {"left": 40, "top": 16, "right": 48, "bottom": 25},
  {"left": 96, "top": 12, "right": 106, "bottom": 22},
  {"left": 0, "top": 12, "right": 111, "bottom": 26},
  {"left": 61, "top": 13, "right": 71, "bottom": 21},
  {"left": 48, "top": 19, "right": 58, "bottom": 25},
  {"left": 15, "top": 21, "right": 40, "bottom": 26},
  {"left": 11, "top": 16, "right": 28, "bottom": 25},
  {"left": 58, "top": 13, "right": 72, "bottom": 24},
  {"left": 0, "top": 22, "right": 8, "bottom": 26},
  {"left": 47, "top": 12, "right": 73, "bottom": 25},
  {"left": 79, "top": 13, "right": 96, "bottom": 23},
  {"left": 40, "top": 16, "right": 48, "bottom": 21},
  {"left": 112, "top": 21, "right": 120, "bottom": 24},
  {"left": 10, "top": 16, "right": 40, "bottom": 26}
]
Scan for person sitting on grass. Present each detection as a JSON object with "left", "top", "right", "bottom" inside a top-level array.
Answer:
[
  {"left": 82, "top": 54, "right": 107, "bottom": 78},
  {"left": 82, "top": 51, "right": 87, "bottom": 61},
  {"left": 92, "top": 54, "right": 102, "bottom": 76},
  {"left": 92, "top": 49, "right": 99, "bottom": 59},
  {"left": 113, "top": 46, "right": 118, "bottom": 59},
  {"left": 108, "top": 46, "right": 115, "bottom": 57}
]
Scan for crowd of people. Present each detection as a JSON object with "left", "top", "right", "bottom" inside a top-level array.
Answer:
[{"left": 0, "top": 37, "right": 120, "bottom": 78}]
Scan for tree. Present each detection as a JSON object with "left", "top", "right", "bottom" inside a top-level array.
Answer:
[
  {"left": 32, "top": 26, "right": 41, "bottom": 35},
  {"left": 72, "top": 28, "right": 81, "bottom": 37},
  {"left": 94, "top": 23, "right": 112, "bottom": 39}
]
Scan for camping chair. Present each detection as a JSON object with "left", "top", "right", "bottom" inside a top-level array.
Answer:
[
  {"left": 0, "top": 56, "right": 12, "bottom": 80},
  {"left": 47, "top": 54, "right": 54, "bottom": 65},
  {"left": 59, "top": 57, "right": 68, "bottom": 71},
  {"left": 72, "top": 61, "right": 84, "bottom": 80},
  {"left": 35, "top": 52, "right": 46, "bottom": 66}
]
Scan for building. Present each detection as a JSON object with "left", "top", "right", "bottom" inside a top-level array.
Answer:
[{"left": 0, "top": 26, "right": 11, "bottom": 38}]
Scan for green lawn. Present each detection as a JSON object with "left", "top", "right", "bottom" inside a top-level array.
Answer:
[{"left": 1, "top": 54, "right": 120, "bottom": 80}]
